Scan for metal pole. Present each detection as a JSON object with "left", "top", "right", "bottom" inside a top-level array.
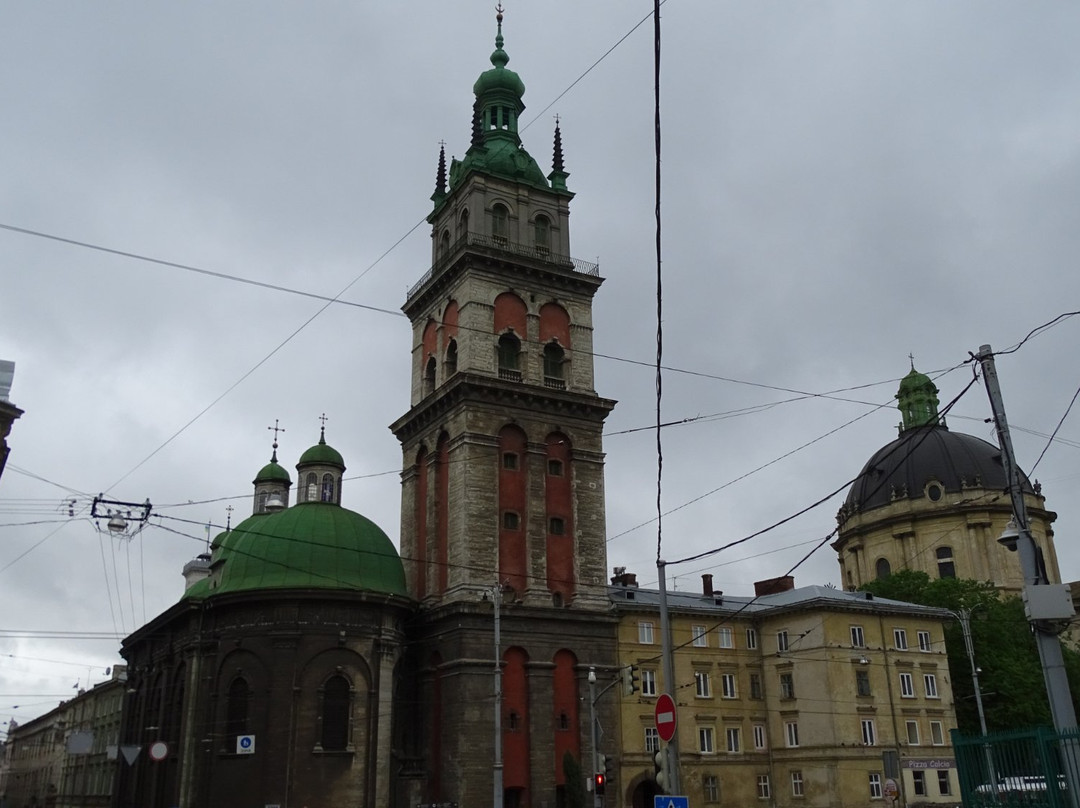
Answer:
[
  {"left": 492, "top": 581, "right": 503, "bottom": 808},
  {"left": 656, "top": 560, "right": 681, "bottom": 795},
  {"left": 589, "top": 667, "right": 599, "bottom": 808},
  {"left": 978, "top": 345, "right": 1079, "bottom": 807},
  {"left": 954, "top": 608, "right": 996, "bottom": 790}
]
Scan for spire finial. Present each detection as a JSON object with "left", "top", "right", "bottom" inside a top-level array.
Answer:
[
  {"left": 318, "top": 413, "right": 328, "bottom": 444},
  {"left": 225, "top": 504, "right": 234, "bottom": 532},
  {"left": 496, "top": 3, "right": 504, "bottom": 46},
  {"left": 435, "top": 141, "right": 447, "bottom": 197},
  {"left": 552, "top": 115, "right": 565, "bottom": 173},
  {"left": 909, "top": 352, "right": 916, "bottom": 371},
  {"left": 267, "top": 419, "right": 285, "bottom": 462}
]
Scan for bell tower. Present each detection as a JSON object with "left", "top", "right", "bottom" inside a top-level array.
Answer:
[{"left": 390, "top": 10, "right": 618, "bottom": 808}]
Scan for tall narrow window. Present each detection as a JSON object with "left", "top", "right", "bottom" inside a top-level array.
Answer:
[
  {"left": 777, "top": 631, "right": 789, "bottom": 652},
  {"left": 439, "top": 230, "right": 451, "bottom": 259},
  {"left": 321, "top": 473, "right": 335, "bottom": 503},
  {"left": 497, "top": 333, "right": 521, "bottom": 380},
  {"left": 869, "top": 773, "right": 883, "bottom": 799},
  {"left": 543, "top": 342, "right": 565, "bottom": 388},
  {"left": 226, "top": 678, "right": 250, "bottom": 748},
  {"left": 459, "top": 208, "right": 470, "bottom": 239},
  {"left": 692, "top": 625, "right": 708, "bottom": 647},
  {"left": 779, "top": 673, "right": 795, "bottom": 699},
  {"left": 876, "top": 557, "right": 892, "bottom": 579},
  {"left": 861, "top": 719, "right": 877, "bottom": 746},
  {"left": 937, "top": 546, "right": 956, "bottom": 578},
  {"left": 534, "top": 215, "right": 551, "bottom": 252},
  {"left": 639, "top": 622, "right": 654, "bottom": 644},
  {"left": 644, "top": 727, "right": 660, "bottom": 753},
  {"left": 425, "top": 356, "right": 437, "bottom": 396},
  {"left": 746, "top": 628, "right": 758, "bottom": 649},
  {"left": 320, "top": 675, "right": 351, "bottom": 751},
  {"left": 757, "top": 775, "right": 771, "bottom": 799},
  {"left": 492, "top": 203, "right": 509, "bottom": 241},
  {"left": 305, "top": 472, "right": 317, "bottom": 502},
  {"left": 699, "top": 727, "right": 715, "bottom": 753},
  {"left": 856, "top": 670, "right": 872, "bottom": 697},
  {"left": 850, "top": 625, "right": 865, "bottom": 647},
  {"left": 718, "top": 628, "right": 734, "bottom": 649},
  {"left": 445, "top": 339, "right": 458, "bottom": 376}
]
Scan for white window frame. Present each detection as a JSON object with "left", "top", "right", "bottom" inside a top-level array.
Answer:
[
  {"left": 893, "top": 628, "right": 908, "bottom": 650},
  {"left": 641, "top": 669, "right": 657, "bottom": 697},
  {"left": 695, "top": 671, "right": 712, "bottom": 698},
  {"left": 791, "top": 770, "right": 804, "bottom": 798},
  {"left": 699, "top": 726, "right": 715, "bottom": 754},
  {"left": 753, "top": 723, "right": 767, "bottom": 750},
  {"left": 757, "top": 774, "right": 771, "bottom": 799},
  {"left": 777, "top": 630, "right": 790, "bottom": 652},
  {"left": 639, "top": 621, "right": 655, "bottom": 644},
  {"left": 924, "top": 673, "right": 939, "bottom": 698},
  {"left": 918, "top": 629, "right": 932, "bottom": 652},
  {"left": 850, "top": 625, "right": 865, "bottom": 647},
  {"left": 692, "top": 624, "right": 708, "bottom": 647},
  {"left": 906, "top": 719, "right": 920, "bottom": 745},
  {"left": 869, "top": 773, "right": 883, "bottom": 799},
  {"left": 785, "top": 721, "right": 799, "bottom": 748},
  {"left": 862, "top": 719, "right": 877, "bottom": 746},
  {"left": 721, "top": 673, "right": 737, "bottom": 699},
  {"left": 746, "top": 628, "right": 758, "bottom": 649},
  {"left": 779, "top": 672, "right": 795, "bottom": 699},
  {"left": 718, "top": 627, "right": 734, "bottom": 649},
  {"left": 726, "top": 727, "right": 741, "bottom": 753},
  {"left": 645, "top": 726, "right": 660, "bottom": 753},
  {"left": 930, "top": 720, "right": 945, "bottom": 746},
  {"left": 899, "top": 672, "right": 914, "bottom": 698}
]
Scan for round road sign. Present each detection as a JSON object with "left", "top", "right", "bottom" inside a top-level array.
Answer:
[
  {"left": 655, "top": 693, "right": 677, "bottom": 742},
  {"left": 149, "top": 741, "right": 168, "bottom": 761}
]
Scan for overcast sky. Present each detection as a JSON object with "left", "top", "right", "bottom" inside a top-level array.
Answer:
[{"left": 2, "top": 2, "right": 1079, "bottom": 729}]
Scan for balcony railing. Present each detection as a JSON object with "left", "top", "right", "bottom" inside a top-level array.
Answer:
[{"left": 408, "top": 231, "right": 600, "bottom": 299}]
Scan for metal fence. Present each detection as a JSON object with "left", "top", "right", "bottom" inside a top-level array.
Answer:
[{"left": 952, "top": 726, "right": 1080, "bottom": 807}]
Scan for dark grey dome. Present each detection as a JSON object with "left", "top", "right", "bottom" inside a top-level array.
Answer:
[{"left": 844, "top": 425, "right": 1031, "bottom": 512}]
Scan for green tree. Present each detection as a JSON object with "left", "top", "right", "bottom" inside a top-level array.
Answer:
[
  {"left": 562, "top": 750, "right": 587, "bottom": 808},
  {"left": 860, "top": 573, "right": 1080, "bottom": 733}
]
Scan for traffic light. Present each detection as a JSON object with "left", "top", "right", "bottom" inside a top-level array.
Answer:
[
  {"left": 594, "top": 772, "right": 606, "bottom": 796},
  {"left": 621, "top": 664, "right": 639, "bottom": 696},
  {"left": 604, "top": 753, "right": 615, "bottom": 787},
  {"left": 654, "top": 747, "right": 671, "bottom": 793}
]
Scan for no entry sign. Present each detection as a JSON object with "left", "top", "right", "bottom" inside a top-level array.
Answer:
[{"left": 655, "top": 693, "right": 677, "bottom": 742}]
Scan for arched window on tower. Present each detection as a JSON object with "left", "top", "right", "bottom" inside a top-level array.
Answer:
[
  {"left": 319, "top": 674, "right": 352, "bottom": 751},
  {"left": 439, "top": 230, "right": 451, "bottom": 261},
  {"left": 936, "top": 546, "right": 956, "bottom": 579},
  {"left": 425, "top": 355, "right": 437, "bottom": 396},
  {"left": 875, "top": 557, "right": 891, "bottom": 580},
  {"left": 459, "top": 208, "right": 470, "bottom": 240},
  {"left": 543, "top": 342, "right": 565, "bottom": 389},
  {"left": 321, "top": 473, "right": 335, "bottom": 503},
  {"left": 534, "top": 215, "right": 551, "bottom": 253},
  {"left": 305, "top": 472, "right": 317, "bottom": 503},
  {"left": 497, "top": 333, "right": 521, "bottom": 381},
  {"left": 445, "top": 339, "right": 458, "bottom": 377},
  {"left": 226, "top": 677, "right": 250, "bottom": 748},
  {"left": 492, "top": 203, "right": 509, "bottom": 242}
]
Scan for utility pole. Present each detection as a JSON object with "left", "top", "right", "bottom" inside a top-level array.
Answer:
[
  {"left": 588, "top": 667, "right": 599, "bottom": 808},
  {"left": 952, "top": 608, "right": 994, "bottom": 784},
  {"left": 978, "top": 345, "right": 1079, "bottom": 805},
  {"left": 656, "top": 560, "right": 681, "bottom": 795}
]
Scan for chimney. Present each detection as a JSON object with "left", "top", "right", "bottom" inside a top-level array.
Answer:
[
  {"left": 702, "top": 574, "right": 714, "bottom": 596},
  {"left": 754, "top": 575, "right": 795, "bottom": 597},
  {"left": 610, "top": 567, "right": 638, "bottom": 588}
]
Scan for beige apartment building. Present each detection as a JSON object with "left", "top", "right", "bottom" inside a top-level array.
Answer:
[{"left": 609, "top": 572, "right": 959, "bottom": 808}]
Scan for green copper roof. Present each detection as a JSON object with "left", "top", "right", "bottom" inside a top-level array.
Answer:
[
  {"left": 203, "top": 503, "right": 407, "bottom": 597},
  {"left": 896, "top": 364, "right": 941, "bottom": 432},
  {"left": 298, "top": 428, "right": 345, "bottom": 469},
  {"left": 253, "top": 458, "right": 291, "bottom": 485}
]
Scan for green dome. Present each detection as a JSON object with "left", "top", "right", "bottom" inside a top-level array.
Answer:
[
  {"left": 253, "top": 458, "right": 291, "bottom": 485},
  {"left": 298, "top": 431, "right": 345, "bottom": 469},
  {"left": 896, "top": 364, "right": 941, "bottom": 432},
  {"left": 205, "top": 503, "right": 407, "bottom": 597},
  {"left": 473, "top": 49, "right": 525, "bottom": 97}
]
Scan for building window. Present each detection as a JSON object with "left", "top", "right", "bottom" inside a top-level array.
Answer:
[
  {"left": 558, "top": 712, "right": 570, "bottom": 731},
  {"left": 320, "top": 674, "right": 351, "bottom": 751},
  {"left": 445, "top": 339, "right": 458, "bottom": 376},
  {"left": 502, "top": 512, "right": 520, "bottom": 530},
  {"left": 534, "top": 215, "right": 551, "bottom": 252},
  {"left": 699, "top": 727, "right": 715, "bottom": 754},
  {"left": 899, "top": 672, "right": 914, "bottom": 698},
  {"left": 746, "top": 628, "right": 758, "bottom": 649},
  {"left": 641, "top": 669, "right": 657, "bottom": 696},
  {"left": 721, "top": 673, "right": 737, "bottom": 699},
  {"left": 492, "top": 203, "right": 509, "bottom": 240},
  {"left": 913, "top": 770, "right": 927, "bottom": 797},
  {"left": 862, "top": 719, "right": 877, "bottom": 746},
  {"left": 692, "top": 625, "right": 708, "bottom": 647},
  {"left": 869, "top": 773, "right": 883, "bottom": 799},
  {"left": 694, "top": 671, "right": 712, "bottom": 698},
  {"left": 753, "top": 724, "right": 767, "bottom": 750},
  {"left": 703, "top": 774, "right": 719, "bottom": 803},
  {"left": 918, "top": 630, "right": 932, "bottom": 652},
  {"left": 937, "top": 546, "right": 956, "bottom": 578},
  {"left": 717, "top": 627, "right": 734, "bottom": 648},
  {"left": 791, "top": 770, "right": 805, "bottom": 798},
  {"left": 757, "top": 774, "right": 771, "bottom": 799},
  {"left": 749, "top": 673, "right": 763, "bottom": 700},
  {"left": 856, "top": 669, "right": 872, "bottom": 696},
  {"left": 937, "top": 770, "right": 952, "bottom": 795},
  {"left": 785, "top": 721, "right": 799, "bottom": 748},
  {"left": 502, "top": 452, "right": 518, "bottom": 470},
  {"left": 875, "top": 557, "right": 891, "bottom": 579},
  {"left": 924, "top": 673, "right": 939, "bottom": 698},
  {"left": 225, "top": 677, "right": 250, "bottom": 747},
  {"left": 639, "top": 621, "right": 655, "bottom": 644},
  {"left": 893, "top": 628, "right": 908, "bottom": 650},
  {"left": 320, "top": 473, "right": 335, "bottom": 502},
  {"left": 508, "top": 711, "right": 520, "bottom": 732},
  {"left": 305, "top": 471, "right": 317, "bottom": 502},
  {"left": 548, "top": 517, "right": 565, "bottom": 535},
  {"left": 425, "top": 355, "right": 437, "bottom": 395},
  {"left": 497, "top": 333, "right": 521, "bottom": 378},
  {"left": 543, "top": 342, "right": 565, "bottom": 386},
  {"left": 906, "top": 720, "right": 920, "bottom": 745},
  {"left": 547, "top": 459, "right": 563, "bottom": 476},
  {"left": 850, "top": 625, "right": 865, "bottom": 647},
  {"left": 779, "top": 672, "right": 795, "bottom": 699},
  {"left": 725, "top": 727, "right": 741, "bottom": 753},
  {"left": 645, "top": 726, "right": 660, "bottom": 753},
  {"left": 777, "top": 630, "right": 789, "bottom": 652},
  {"left": 930, "top": 721, "right": 945, "bottom": 745}
]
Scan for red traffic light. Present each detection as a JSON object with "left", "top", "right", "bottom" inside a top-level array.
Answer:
[{"left": 594, "top": 773, "right": 606, "bottom": 795}]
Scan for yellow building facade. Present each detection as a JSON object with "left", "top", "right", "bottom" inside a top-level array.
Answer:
[{"left": 609, "top": 573, "right": 960, "bottom": 808}]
